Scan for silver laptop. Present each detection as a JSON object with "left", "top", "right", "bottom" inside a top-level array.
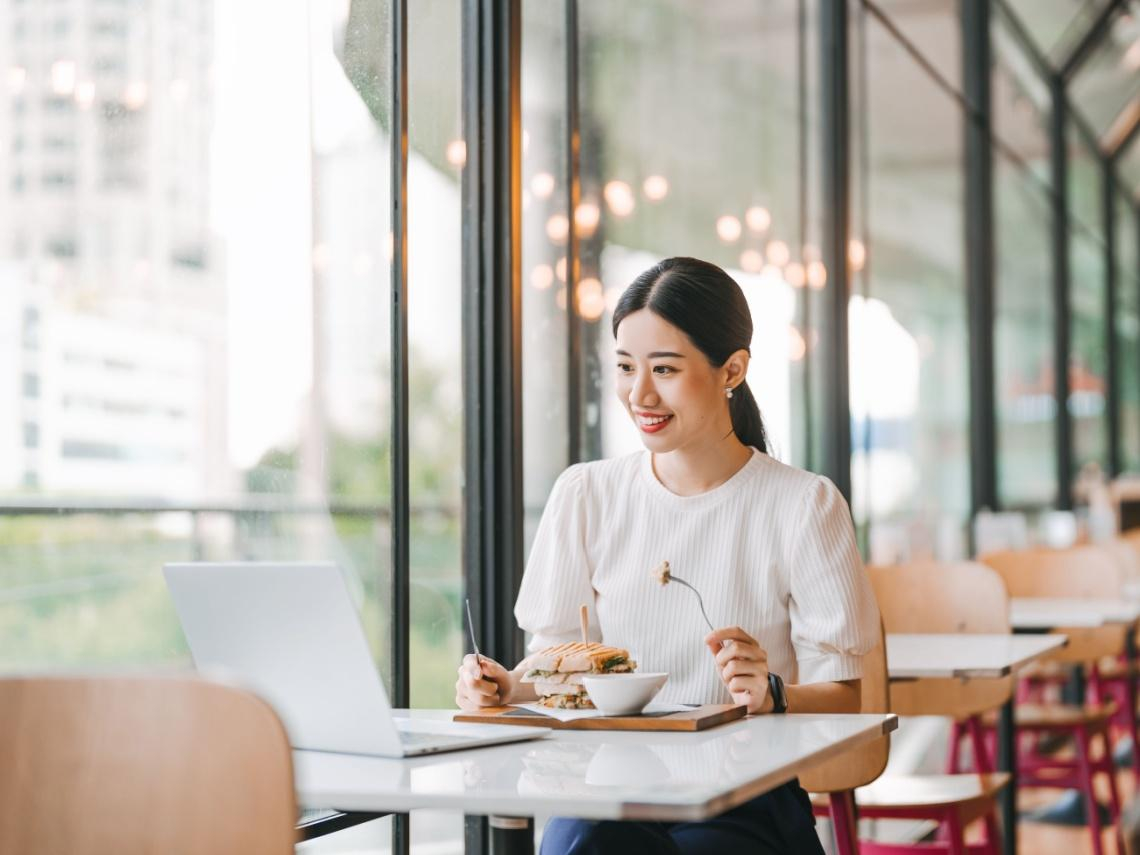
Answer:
[{"left": 163, "top": 561, "right": 550, "bottom": 757}]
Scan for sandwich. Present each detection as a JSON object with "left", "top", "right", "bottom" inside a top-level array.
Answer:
[{"left": 518, "top": 641, "right": 636, "bottom": 709}]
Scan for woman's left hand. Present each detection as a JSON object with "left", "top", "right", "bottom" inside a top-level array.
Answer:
[{"left": 705, "top": 626, "right": 772, "bottom": 715}]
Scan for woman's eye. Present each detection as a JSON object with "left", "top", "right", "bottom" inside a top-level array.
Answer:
[
  {"left": 616, "top": 363, "right": 633, "bottom": 374},
  {"left": 653, "top": 365, "right": 675, "bottom": 375}
]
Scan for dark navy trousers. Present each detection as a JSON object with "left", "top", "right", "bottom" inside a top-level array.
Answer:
[{"left": 539, "top": 780, "right": 825, "bottom": 855}]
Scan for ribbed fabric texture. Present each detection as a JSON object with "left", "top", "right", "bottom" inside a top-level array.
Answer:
[{"left": 514, "top": 449, "right": 881, "bottom": 706}]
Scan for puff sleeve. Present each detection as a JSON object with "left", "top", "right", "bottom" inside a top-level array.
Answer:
[
  {"left": 513, "top": 464, "right": 599, "bottom": 658},
  {"left": 787, "top": 475, "right": 880, "bottom": 684}
]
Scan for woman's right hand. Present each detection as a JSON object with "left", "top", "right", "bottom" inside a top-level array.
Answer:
[{"left": 455, "top": 653, "right": 513, "bottom": 710}]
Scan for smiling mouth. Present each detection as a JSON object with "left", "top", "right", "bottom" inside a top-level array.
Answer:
[{"left": 636, "top": 413, "right": 673, "bottom": 432}]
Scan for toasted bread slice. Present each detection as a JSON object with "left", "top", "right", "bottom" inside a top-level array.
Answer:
[
  {"left": 534, "top": 680, "right": 587, "bottom": 697},
  {"left": 520, "top": 670, "right": 585, "bottom": 685},
  {"left": 518, "top": 641, "right": 633, "bottom": 675},
  {"left": 558, "top": 644, "right": 631, "bottom": 674},
  {"left": 517, "top": 641, "right": 581, "bottom": 673},
  {"left": 537, "top": 693, "right": 596, "bottom": 710}
]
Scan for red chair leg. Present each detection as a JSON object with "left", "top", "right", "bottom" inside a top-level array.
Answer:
[
  {"left": 1098, "top": 728, "right": 1125, "bottom": 854},
  {"left": 828, "top": 790, "right": 859, "bottom": 855},
  {"left": 947, "top": 719, "right": 964, "bottom": 773},
  {"left": 967, "top": 715, "right": 992, "bottom": 773},
  {"left": 983, "top": 811, "right": 1001, "bottom": 855},
  {"left": 1076, "top": 727, "right": 1106, "bottom": 855},
  {"left": 944, "top": 808, "right": 967, "bottom": 855}
]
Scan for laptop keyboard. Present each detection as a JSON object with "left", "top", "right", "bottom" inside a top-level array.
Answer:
[{"left": 398, "top": 729, "right": 471, "bottom": 748}]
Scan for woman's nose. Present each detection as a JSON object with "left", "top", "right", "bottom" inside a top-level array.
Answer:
[{"left": 630, "top": 373, "right": 659, "bottom": 408}]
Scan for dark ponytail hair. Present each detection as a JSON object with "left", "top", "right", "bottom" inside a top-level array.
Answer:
[{"left": 611, "top": 256, "right": 769, "bottom": 454}]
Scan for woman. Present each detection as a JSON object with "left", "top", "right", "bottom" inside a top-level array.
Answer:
[{"left": 455, "top": 256, "right": 879, "bottom": 854}]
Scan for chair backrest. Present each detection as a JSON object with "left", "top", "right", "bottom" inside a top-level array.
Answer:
[
  {"left": 979, "top": 545, "right": 1127, "bottom": 663},
  {"left": 979, "top": 545, "right": 1122, "bottom": 598},
  {"left": 870, "top": 560, "right": 1010, "bottom": 634},
  {"left": 799, "top": 620, "right": 890, "bottom": 794},
  {"left": 0, "top": 676, "right": 297, "bottom": 855},
  {"left": 868, "top": 561, "right": 1013, "bottom": 717}
]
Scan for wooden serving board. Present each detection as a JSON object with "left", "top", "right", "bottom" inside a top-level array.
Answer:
[{"left": 453, "top": 703, "right": 745, "bottom": 732}]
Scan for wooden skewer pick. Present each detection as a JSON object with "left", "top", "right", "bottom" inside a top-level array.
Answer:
[{"left": 579, "top": 604, "right": 589, "bottom": 644}]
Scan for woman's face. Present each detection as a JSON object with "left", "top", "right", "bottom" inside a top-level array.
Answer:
[{"left": 614, "top": 308, "right": 740, "bottom": 454}]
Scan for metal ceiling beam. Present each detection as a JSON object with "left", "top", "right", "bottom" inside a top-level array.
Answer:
[
  {"left": 1060, "top": 0, "right": 1127, "bottom": 82},
  {"left": 995, "top": 0, "right": 1054, "bottom": 83},
  {"left": 1109, "top": 101, "right": 1140, "bottom": 160}
]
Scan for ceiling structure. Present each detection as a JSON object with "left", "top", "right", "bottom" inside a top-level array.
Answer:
[{"left": 1003, "top": 0, "right": 1140, "bottom": 199}]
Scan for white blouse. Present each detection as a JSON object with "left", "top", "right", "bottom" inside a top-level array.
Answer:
[{"left": 514, "top": 449, "right": 880, "bottom": 705}]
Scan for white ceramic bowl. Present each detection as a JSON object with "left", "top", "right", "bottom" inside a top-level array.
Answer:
[{"left": 580, "top": 672, "right": 668, "bottom": 716}]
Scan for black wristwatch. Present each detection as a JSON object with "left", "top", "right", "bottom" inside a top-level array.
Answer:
[{"left": 767, "top": 672, "right": 788, "bottom": 714}]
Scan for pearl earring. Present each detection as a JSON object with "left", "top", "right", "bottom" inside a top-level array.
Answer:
[{"left": 725, "top": 386, "right": 734, "bottom": 400}]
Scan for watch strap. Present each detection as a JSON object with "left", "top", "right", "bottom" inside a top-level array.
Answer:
[{"left": 767, "top": 672, "right": 787, "bottom": 714}]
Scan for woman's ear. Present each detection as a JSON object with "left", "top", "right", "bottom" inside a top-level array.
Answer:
[{"left": 724, "top": 349, "right": 750, "bottom": 388}]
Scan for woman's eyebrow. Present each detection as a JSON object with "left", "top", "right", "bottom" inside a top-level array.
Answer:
[{"left": 614, "top": 349, "right": 686, "bottom": 358}]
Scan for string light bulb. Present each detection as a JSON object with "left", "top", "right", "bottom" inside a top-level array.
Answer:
[
  {"left": 446, "top": 139, "right": 467, "bottom": 168},
  {"left": 546, "top": 214, "right": 569, "bottom": 244},
  {"left": 577, "top": 278, "right": 605, "bottom": 321},
  {"left": 575, "top": 202, "right": 600, "bottom": 238},
  {"left": 716, "top": 215, "right": 742, "bottom": 243},
  {"left": 604, "top": 181, "right": 635, "bottom": 217},
  {"left": 766, "top": 240, "right": 790, "bottom": 267},
  {"left": 643, "top": 175, "right": 669, "bottom": 201},
  {"left": 531, "top": 264, "right": 554, "bottom": 290},
  {"left": 807, "top": 260, "right": 828, "bottom": 289},
  {"left": 531, "top": 172, "right": 555, "bottom": 199},
  {"left": 739, "top": 249, "right": 764, "bottom": 273},
  {"left": 745, "top": 206, "right": 771, "bottom": 232},
  {"left": 784, "top": 262, "right": 806, "bottom": 288}
]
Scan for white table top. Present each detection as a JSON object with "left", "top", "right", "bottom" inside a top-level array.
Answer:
[
  {"left": 887, "top": 633, "right": 1067, "bottom": 679},
  {"left": 1009, "top": 597, "right": 1140, "bottom": 629},
  {"left": 294, "top": 710, "right": 898, "bottom": 821}
]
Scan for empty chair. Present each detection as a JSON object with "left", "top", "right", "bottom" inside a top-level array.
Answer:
[
  {"left": 801, "top": 622, "right": 891, "bottom": 854},
  {"left": 803, "top": 603, "right": 1007, "bottom": 855},
  {"left": 0, "top": 675, "right": 298, "bottom": 855},
  {"left": 980, "top": 546, "right": 1126, "bottom": 855},
  {"left": 871, "top": 560, "right": 1012, "bottom": 776}
]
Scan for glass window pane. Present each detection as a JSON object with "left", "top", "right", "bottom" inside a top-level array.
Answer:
[
  {"left": 1069, "top": 122, "right": 1104, "bottom": 235},
  {"left": 522, "top": 2, "right": 572, "bottom": 543},
  {"left": 1067, "top": 127, "right": 1108, "bottom": 482},
  {"left": 1003, "top": 0, "right": 1115, "bottom": 65},
  {"left": 1070, "top": 233, "right": 1110, "bottom": 477},
  {"left": 1119, "top": 134, "right": 1140, "bottom": 201},
  {"left": 853, "top": 8, "right": 970, "bottom": 562},
  {"left": 995, "top": 154, "right": 1058, "bottom": 507},
  {"left": 992, "top": 9, "right": 1051, "bottom": 183},
  {"left": 407, "top": 0, "right": 463, "bottom": 709},
  {"left": 1, "top": 0, "right": 393, "bottom": 670},
  {"left": 577, "top": 0, "right": 811, "bottom": 467},
  {"left": 1118, "top": 191, "right": 1140, "bottom": 471},
  {"left": 993, "top": 14, "right": 1058, "bottom": 509},
  {"left": 1068, "top": 7, "right": 1140, "bottom": 140},
  {"left": 870, "top": 0, "right": 960, "bottom": 87}
]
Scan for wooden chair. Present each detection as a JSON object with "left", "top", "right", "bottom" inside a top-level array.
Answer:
[
  {"left": 804, "top": 600, "right": 1007, "bottom": 855},
  {"left": 0, "top": 675, "right": 298, "bottom": 855},
  {"left": 863, "top": 562, "right": 1008, "bottom": 854},
  {"left": 980, "top": 546, "right": 1125, "bottom": 855},
  {"left": 872, "top": 560, "right": 1013, "bottom": 776},
  {"left": 801, "top": 622, "right": 891, "bottom": 855}
]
